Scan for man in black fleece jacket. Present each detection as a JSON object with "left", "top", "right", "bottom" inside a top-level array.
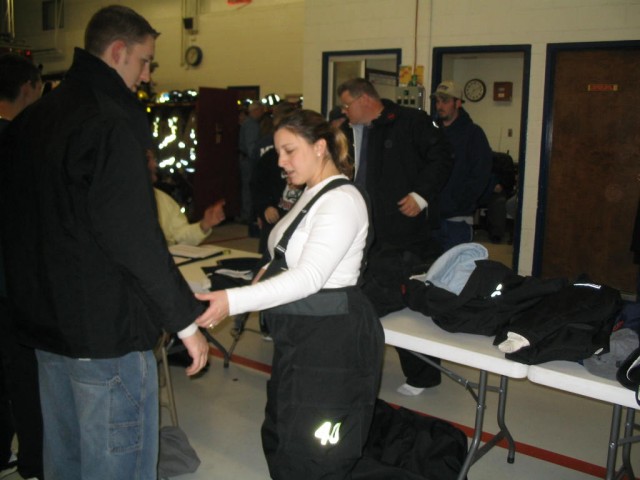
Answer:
[
  {"left": 0, "top": 6, "right": 209, "bottom": 479},
  {"left": 395, "top": 80, "right": 492, "bottom": 397},
  {"left": 431, "top": 80, "right": 492, "bottom": 251}
]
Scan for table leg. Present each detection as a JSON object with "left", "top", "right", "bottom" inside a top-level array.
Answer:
[
  {"left": 409, "top": 352, "right": 517, "bottom": 478},
  {"left": 620, "top": 407, "right": 636, "bottom": 480},
  {"left": 457, "top": 370, "right": 488, "bottom": 480},
  {"left": 227, "top": 312, "right": 251, "bottom": 360},
  {"left": 606, "top": 404, "right": 622, "bottom": 480},
  {"left": 497, "top": 375, "right": 516, "bottom": 463},
  {"left": 202, "top": 329, "right": 231, "bottom": 368}
]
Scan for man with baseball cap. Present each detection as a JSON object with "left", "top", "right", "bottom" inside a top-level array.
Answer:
[
  {"left": 395, "top": 80, "right": 493, "bottom": 397},
  {"left": 430, "top": 80, "right": 492, "bottom": 251}
]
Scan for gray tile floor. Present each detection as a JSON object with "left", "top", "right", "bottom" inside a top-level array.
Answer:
[
  {"left": 7, "top": 221, "right": 638, "bottom": 479},
  {"left": 168, "top": 317, "right": 635, "bottom": 480}
]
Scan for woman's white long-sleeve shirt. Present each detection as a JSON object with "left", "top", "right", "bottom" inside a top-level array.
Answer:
[{"left": 226, "top": 175, "right": 369, "bottom": 316}]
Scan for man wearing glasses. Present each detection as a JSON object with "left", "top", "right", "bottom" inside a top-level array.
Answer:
[
  {"left": 337, "top": 77, "right": 453, "bottom": 395},
  {"left": 337, "top": 78, "right": 452, "bottom": 247}
]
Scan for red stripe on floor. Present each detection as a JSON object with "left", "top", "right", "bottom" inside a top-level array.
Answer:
[
  {"left": 209, "top": 347, "right": 272, "bottom": 374},
  {"left": 386, "top": 402, "right": 610, "bottom": 478}
]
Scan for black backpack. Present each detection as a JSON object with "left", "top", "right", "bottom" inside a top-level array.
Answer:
[{"left": 361, "top": 240, "right": 442, "bottom": 317}]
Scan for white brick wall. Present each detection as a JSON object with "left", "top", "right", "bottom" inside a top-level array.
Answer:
[
  {"left": 12, "top": 0, "right": 640, "bottom": 275},
  {"left": 304, "top": 0, "right": 640, "bottom": 275}
]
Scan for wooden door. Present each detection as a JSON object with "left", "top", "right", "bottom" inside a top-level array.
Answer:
[
  {"left": 194, "top": 87, "right": 240, "bottom": 220},
  {"left": 541, "top": 47, "right": 640, "bottom": 293}
]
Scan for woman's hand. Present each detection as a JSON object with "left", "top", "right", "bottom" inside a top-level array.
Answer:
[{"left": 194, "top": 290, "right": 230, "bottom": 328}]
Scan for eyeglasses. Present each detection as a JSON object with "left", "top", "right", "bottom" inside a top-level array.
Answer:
[{"left": 341, "top": 95, "right": 362, "bottom": 111}]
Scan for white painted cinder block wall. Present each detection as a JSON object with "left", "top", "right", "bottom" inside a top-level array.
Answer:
[
  {"left": 304, "top": 0, "right": 640, "bottom": 275},
  {"left": 15, "top": 0, "right": 305, "bottom": 97},
  {"left": 13, "top": 0, "right": 640, "bottom": 275}
]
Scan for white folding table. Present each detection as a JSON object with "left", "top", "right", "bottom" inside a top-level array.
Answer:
[
  {"left": 528, "top": 360, "right": 640, "bottom": 480},
  {"left": 381, "top": 308, "right": 529, "bottom": 480},
  {"left": 176, "top": 247, "right": 261, "bottom": 367}
]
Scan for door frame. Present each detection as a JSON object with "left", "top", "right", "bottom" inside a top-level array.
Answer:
[
  {"left": 533, "top": 40, "right": 640, "bottom": 276},
  {"left": 432, "top": 44, "right": 531, "bottom": 272},
  {"left": 321, "top": 48, "right": 402, "bottom": 117}
]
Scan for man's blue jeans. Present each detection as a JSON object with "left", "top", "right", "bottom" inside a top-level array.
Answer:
[{"left": 36, "top": 350, "right": 159, "bottom": 480}]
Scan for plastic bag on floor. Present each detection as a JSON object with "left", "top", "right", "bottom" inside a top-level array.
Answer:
[{"left": 158, "top": 425, "right": 201, "bottom": 479}]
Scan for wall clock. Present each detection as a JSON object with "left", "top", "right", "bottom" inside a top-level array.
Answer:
[
  {"left": 185, "top": 45, "right": 203, "bottom": 67},
  {"left": 464, "top": 78, "right": 486, "bottom": 102}
]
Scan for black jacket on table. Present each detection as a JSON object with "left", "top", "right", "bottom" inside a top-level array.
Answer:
[
  {"left": 0, "top": 48, "right": 204, "bottom": 358},
  {"left": 362, "top": 99, "right": 453, "bottom": 248}
]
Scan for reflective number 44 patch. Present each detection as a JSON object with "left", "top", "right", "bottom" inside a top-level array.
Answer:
[{"left": 314, "top": 421, "right": 341, "bottom": 446}]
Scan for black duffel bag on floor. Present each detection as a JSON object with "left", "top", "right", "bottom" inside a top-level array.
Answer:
[{"left": 352, "top": 399, "right": 468, "bottom": 480}]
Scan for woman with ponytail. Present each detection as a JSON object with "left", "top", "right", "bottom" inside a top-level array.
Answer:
[{"left": 195, "top": 109, "right": 383, "bottom": 480}]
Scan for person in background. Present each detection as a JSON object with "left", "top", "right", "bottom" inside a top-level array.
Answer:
[
  {"left": 389, "top": 80, "right": 493, "bottom": 398},
  {"left": 250, "top": 101, "right": 302, "bottom": 254},
  {"left": 431, "top": 80, "right": 492, "bottom": 250},
  {"left": 327, "top": 105, "right": 347, "bottom": 130},
  {"left": 336, "top": 77, "right": 452, "bottom": 250},
  {"left": 633, "top": 185, "right": 640, "bottom": 298},
  {"left": 337, "top": 77, "right": 453, "bottom": 397},
  {"left": 194, "top": 110, "right": 384, "bottom": 480},
  {"left": 0, "top": 55, "right": 42, "bottom": 130},
  {"left": 147, "top": 148, "right": 226, "bottom": 246},
  {"left": 237, "top": 101, "right": 265, "bottom": 224},
  {"left": 0, "top": 6, "right": 210, "bottom": 479},
  {"left": 484, "top": 151, "right": 517, "bottom": 243},
  {"left": 327, "top": 104, "right": 353, "bottom": 150},
  {"left": 0, "top": 52, "right": 44, "bottom": 480}
]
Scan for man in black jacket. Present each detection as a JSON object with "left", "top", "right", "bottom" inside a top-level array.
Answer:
[
  {"left": 337, "top": 78, "right": 452, "bottom": 249},
  {"left": 431, "top": 80, "right": 492, "bottom": 250},
  {"left": 337, "top": 78, "right": 453, "bottom": 396},
  {"left": 0, "top": 53, "right": 44, "bottom": 480},
  {"left": 391, "top": 80, "right": 492, "bottom": 396},
  {"left": 0, "top": 6, "right": 209, "bottom": 479}
]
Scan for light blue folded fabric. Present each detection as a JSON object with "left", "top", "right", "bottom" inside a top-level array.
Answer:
[{"left": 424, "top": 242, "right": 488, "bottom": 295}]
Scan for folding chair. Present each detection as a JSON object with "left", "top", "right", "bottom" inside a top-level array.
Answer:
[{"left": 154, "top": 332, "right": 179, "bottom": 426}]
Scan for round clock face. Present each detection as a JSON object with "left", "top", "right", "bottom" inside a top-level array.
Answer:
[
  {"left": 464, "top": 79, "right": 486, "bottom": 102},
  {"left": 185, "top": 46, "right": 203, "bottom": 67}
]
